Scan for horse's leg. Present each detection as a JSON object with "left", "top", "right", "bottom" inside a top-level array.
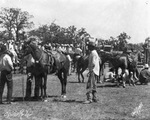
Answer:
[
  {"left": 115, "top": 68, "right": 120, "bottom": 87},
  {"left": 40, "top": 76, "right": 43, "bottom": 100},
  {"left": 80, "top": 71, "right": 84, "bottom": 83},
  {"left": 122, "top": 69, "right": 126, "bottom": 88},
  {"left": 133, "top": 69, "right": 139, "bottom": 81},
  {"left": 77, "top": 66, "right": 81, "bottom": 83},
  {"left": 34, "top": 76, "right": 40, "bottom": 100},
  {"left": 128, "top": 70, "right": 131, "bottom": 86},
  {"left": 62, "top": 70, "right": 67, "bottom": 98},
  {"left": 57, "top": 70, "right": 64, "bottom": 96},
  {"left": 43, "top": 73, "right": 47, "bottom": 98},
  {"left": 81, "top": 67, "right": 87, "bottom": 83},
  {"left": 78, "top": 72, "right": 81, "bottom": 83}
]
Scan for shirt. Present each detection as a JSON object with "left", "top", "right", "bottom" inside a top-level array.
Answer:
[
  {"left": 0, "top": 54, "right": 13, "bottom": 71},
  {"left": 140, "top": 68, "right": 150, "bottom": 79},
  {"left": 88, "top": 50, "right": 100, "bottom": 76}
]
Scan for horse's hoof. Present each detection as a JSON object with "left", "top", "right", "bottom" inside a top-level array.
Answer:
[
  {"left": 44, "top": 99, "right": 48, "bottom": 102},
  {"left": 61, "top": 95, "right": 67, "bottom": 99}
]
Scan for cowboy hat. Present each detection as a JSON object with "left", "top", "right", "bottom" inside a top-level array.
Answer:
[{"left": 88, "top": 37, "right": 96, "bottom": 47}]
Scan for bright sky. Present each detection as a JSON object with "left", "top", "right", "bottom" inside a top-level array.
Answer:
[{"left": 0, "top": 0, "right": 150, "bottom": 43}]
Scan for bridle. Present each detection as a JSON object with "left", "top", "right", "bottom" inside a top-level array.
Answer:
[{"left": 25, "top": 43, "right": 43, "bottom": 63}]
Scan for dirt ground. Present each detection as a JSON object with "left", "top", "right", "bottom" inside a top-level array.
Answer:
[{"left": 0, "top": 68, "right": 150, "bottom": 120}]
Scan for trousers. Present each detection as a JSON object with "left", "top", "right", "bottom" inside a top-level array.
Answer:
[{"left": 0, "top": 70, "right": 13, "bottom": 103}]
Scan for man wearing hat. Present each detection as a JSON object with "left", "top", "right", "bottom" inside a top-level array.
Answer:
[
  {"left": 83, "top": 39, "right": 100, "bottom": 104},
  {"left": 0, "top": 44, "right": 14, "bottom": 104},
  {"left": 139, "top": 64, "right": 150, "bottom": 85}
]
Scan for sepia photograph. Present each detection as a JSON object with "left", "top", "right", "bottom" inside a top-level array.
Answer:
[{"left": 0, "top": 0, "right": 150, "bottom": 120}]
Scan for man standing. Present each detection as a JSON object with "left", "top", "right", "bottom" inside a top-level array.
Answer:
[
  {"left": 0, "top": 48, "right": 14, "bottom": 104},
  {"left": 84, "top": 39, "right": 100, "bottom": 104},
  {"left": 22, "top": 54, "right": 35, "bottom": 100}
]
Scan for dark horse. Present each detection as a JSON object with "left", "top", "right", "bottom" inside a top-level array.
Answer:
[
  {"left": 101, "top": 51, "right": 140, "bottom": 86},
  {"left": 76, "top": 53, "right": 103, "bottom": 83},
  {"left": 68, "top": 52, "right": 82, "bottom": 72},
  {"left": 21, "top": 40, "right": 70, "bottom": 99},
  {"left": 76, "top": 55, "right": 89, "bottom": 83}
]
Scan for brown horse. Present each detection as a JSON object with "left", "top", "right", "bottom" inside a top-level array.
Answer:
[{"left": 21, "top": 40, "right": 70, "bottom": 100}]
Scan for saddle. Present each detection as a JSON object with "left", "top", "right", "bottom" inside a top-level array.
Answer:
[{"left": 48, "top": 50, "right": 67, "bottom": 72}]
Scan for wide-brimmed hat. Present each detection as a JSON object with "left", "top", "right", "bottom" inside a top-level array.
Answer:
[
  {"left": 144, "top": 64, "right": 149, "bottom": 68},
  {"left": 88, "top": 38, "right": 96, "bottom": 47}
]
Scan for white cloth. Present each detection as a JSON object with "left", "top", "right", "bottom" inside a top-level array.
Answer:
[
  {"left": 8, "top": 43, "right": 14, "bottom": 51},
  {"left": 104, "top": 72, "right": 115, "bottom": 80},
  {"left": 66, "top": 55, "right": 72, "bottom": 61},
  {"left": 122, "top": 69, "right": 129, "bottom": 81},
  {"left": 8, "top": 42, "right": 18, "bottom": 63},
  {"left": 88, "top": 50, "right": 100, "bottom": 76},
  {"left": 75, "top": 48, "right": 82, "bottom": 54},
  {"left": 0, "top": 54, "right": 13, "bottom": 71}
]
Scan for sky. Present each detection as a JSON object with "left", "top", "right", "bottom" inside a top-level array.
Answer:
[{"left": 0, "top": 0, "right": 150, "bottom": 43}]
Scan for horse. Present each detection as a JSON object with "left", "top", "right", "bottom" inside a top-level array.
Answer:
[
  {"left": 76, "top": 52, "right": 103, "bottom": 83},
  {"left": 21, "top": 40, "right": 70, "bottom": 100},
  {"left": 76, "top": 55, "right": 89, "bottom": 83},
  {"left": 69, "top": 52, "right": 82, "bottom": 72},
  {"left": 100, "top": 51, "right": 140, "bottom": 87}
]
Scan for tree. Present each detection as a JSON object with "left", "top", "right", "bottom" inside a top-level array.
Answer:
[
  {"left": 0, "top": 7, "right": 34, "bottom": 41},
  {"left": 117, "top": 32, "right": 131, "bottom": 51}
]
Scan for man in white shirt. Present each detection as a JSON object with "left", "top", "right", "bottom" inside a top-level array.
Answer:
[
  {"left": 0, "top": 50, "right": 14, "bottom": 104},
  {"left": 84, "top": 40, "right": 100, "bottom": 104}
]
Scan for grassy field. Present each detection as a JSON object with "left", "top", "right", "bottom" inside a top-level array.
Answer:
[{"left": 0, "top": 69, "right": 150, "bottom": 120}]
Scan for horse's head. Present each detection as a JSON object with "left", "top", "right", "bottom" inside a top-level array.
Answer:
[{"left": 20, "top": 40, "right": 33, "bottom": 58}]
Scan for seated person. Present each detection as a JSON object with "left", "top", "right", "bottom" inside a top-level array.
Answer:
[
  {"left": 104, "top": 68, "right": 115, "bottom": 82},
  {"left": 139, "top": 64, "right": 150, "bottom": 85}
]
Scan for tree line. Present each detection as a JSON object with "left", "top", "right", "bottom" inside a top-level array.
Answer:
[{"left": 0, "top": 7, "right": 146, "bottom": 52}]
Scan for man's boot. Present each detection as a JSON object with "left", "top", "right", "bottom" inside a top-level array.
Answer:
[
  {"left": 92, "top": 91, "right": 98, "bottom": 102},
  {"left": 83, "top": 92, "right": 92, "bottom": 104}
]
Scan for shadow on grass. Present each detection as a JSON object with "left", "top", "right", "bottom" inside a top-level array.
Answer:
[
  {"left": 13, "top": 95, "right": 59, "bottom": 102},
  {"left": 53, "top": 98, "right": 83, "bottom": 104},
  {"left": 97, "top": 83, "right": 118, "bottom": 88},
  {"left": 69, "top": 81, "right": 85, "bottom": 84}
]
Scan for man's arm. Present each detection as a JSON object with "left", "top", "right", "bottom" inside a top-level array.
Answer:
[{"left": 6, "top": 55, "right": 14, "bottom": 71}]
